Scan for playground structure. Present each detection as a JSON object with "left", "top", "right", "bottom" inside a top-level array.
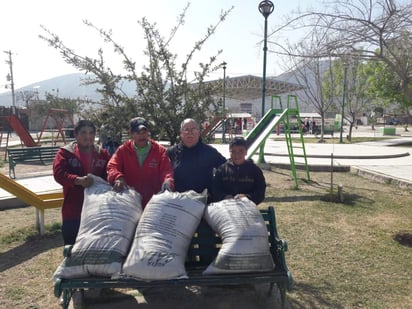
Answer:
[
  {"left": 202, "top": 95, "right": 310, "bottom": 188},
  {"left": 0, "top": 173, "right": 63, "bottom": 235},
  {"left": 1, "top": 115, "right": 38, "bottom": 147},
  {"left": 0, "top": 108, "right": 74, "bottom": 160},
  {"left": 36, "top": 108, "right": 75, "bottom": 145},
  {"left": 202, "top": 113, "right": 254, "bottom": 142},
  {"left": 245, "top": 95, "right": 310, "bottom": 188},
  {"left": 1, "top": 108, "right": 34, "bottom": 160},
  {"left": 201, "top": 116, "right": 223, "bottom": 140},
  {"left": 0, "top": 130, "right": 11, "bottom": 160},
  {"left": 0, "top": 108, "right": 68, "bottom": 232}
]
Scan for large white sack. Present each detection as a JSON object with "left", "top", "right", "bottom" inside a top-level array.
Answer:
[
  {"left": 120, "top": 190, "right": 207, "bottom": 280},
  {"left": 203, "top": 198, "right": 275, "bottom": 275},
  {"left": 53, "top": 174, "right": 142, "bottom": 280}
]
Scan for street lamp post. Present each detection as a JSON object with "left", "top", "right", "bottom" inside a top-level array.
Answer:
[
  {"left": 258, "top": 0, "right": 274, "bottom": 163},
  {"left": 221, "top": 61, "right": 227, "bottom": 143},
  {"left": 259, "top": 0, "right": 274, "bottom": 118},
  {"left": 339, "top": 63, "right": 348, "bottom": 143}
]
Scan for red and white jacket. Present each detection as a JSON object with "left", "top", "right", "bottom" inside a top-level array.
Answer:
[
  {"left": 107, "top": 139, "right": 174, "bottom": 208},
  {"left": 53, "top": 142, "right": 111, "bottom": 221}
]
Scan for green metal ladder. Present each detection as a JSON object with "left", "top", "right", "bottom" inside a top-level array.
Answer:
[{"left": 272, "top": 95, "right": 310, "bottom": 188}]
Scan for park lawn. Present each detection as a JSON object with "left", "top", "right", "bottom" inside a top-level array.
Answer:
[
  {"left": 261, "top": 168, "right": 411, "bottom": 308},
  {"left": 0, "top": 167, "right": 411, "bottom": 308}
]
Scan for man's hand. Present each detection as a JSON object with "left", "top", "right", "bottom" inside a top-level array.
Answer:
[
  {"left": 234, "top": 194, "right": 248, "bottom": 200},
  {"left": 75, "top": 175, "right": 94, "bottom": 188},
  {"left": 112, "top": 178, "right": 127, "bottom": 192},
  {"left": 160, "top": 179, "right": 173, "bottom": 192}
]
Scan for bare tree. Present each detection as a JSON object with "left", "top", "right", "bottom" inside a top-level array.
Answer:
[
  {"left": 278, "top": 27, "right": 337, "bottom": 141},
  {"left": 269, "top": 0, "right": 412, "bottom": 113},
  {"left": 16, "top": 90, "right": 37, "bottom": 108},
  {"left": 324, "top": 56, "right": 374, "bottom": 140}
]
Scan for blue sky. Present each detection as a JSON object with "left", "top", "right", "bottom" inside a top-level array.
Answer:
[{"left": 1, "top": 0, "right": 314, "bottom": 93}]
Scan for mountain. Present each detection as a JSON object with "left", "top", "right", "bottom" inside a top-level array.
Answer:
[
  {"left": 0, "top": 65, "right": 324, "bottom": 113},
  {"left": 0, "top": 73, "right": 137, "bottom": 107},
  {"left": 274, "top": 60, "right": 332, "bottom": 113}
]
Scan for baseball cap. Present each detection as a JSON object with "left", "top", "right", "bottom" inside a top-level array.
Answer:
[{"left": 130, "top": 117, "right": 149, "bottom": 132}]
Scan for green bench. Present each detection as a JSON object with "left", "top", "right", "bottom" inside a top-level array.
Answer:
[
  {"left": 7, "top": 146, "right": 60, "bottom": 178},
  {"left": 54, "top": 206, "right": 293, "bottom": 308}
]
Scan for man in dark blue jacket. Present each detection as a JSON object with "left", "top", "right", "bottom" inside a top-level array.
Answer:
[{"left": 167, "top": 118, "right": 226, "bottom": 202}]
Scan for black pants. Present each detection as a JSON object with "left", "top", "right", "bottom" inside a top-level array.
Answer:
[{"left": 62, "top": 219, "right": 80, "bottom": 245}]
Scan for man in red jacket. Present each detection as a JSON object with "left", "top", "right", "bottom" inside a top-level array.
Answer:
[
  {"left": 53, "top": 120, "right": 111, "bottom": 245},
  {"left": 107, "top": 117, "right": 174, "bottom": 208}
]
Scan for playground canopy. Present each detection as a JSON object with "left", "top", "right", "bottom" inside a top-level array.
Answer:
[{"left": 202, "top": 75, "right": 303, "bottom": 100}]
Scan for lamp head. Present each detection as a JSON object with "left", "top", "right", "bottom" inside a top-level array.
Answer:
[{"left": 258, "top": 0, "right": 274, "bottom": 19}]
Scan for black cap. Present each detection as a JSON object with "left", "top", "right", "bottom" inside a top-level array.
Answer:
[
  {"left": 229, "top": 136, "right": 248, "bottom": 149},
  {"left": 130, "top": 117, "right": 149, "bottom": 132}
]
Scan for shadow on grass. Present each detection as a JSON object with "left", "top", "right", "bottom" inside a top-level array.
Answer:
[
  {"left": 327, "top": 193, "right": 375, "bottom": 207},
  {"left": 288, "top": 281, "right": 344, "bottom": 309},
  {"left": 266, "top": 193, "right": 374, "bottom": 208},
  {"left": 266, "top": 185, "right": 375, "bottom": 207},
  {"left": 83, "top": 289, "right": 139, "bottom": 308},
  {"left": 85, "top": 285, "right": 285, "bottom": 308},
  {"left": 0, "top": 230, "right": 61, "bottom": 272},
  {"left": 266, "top": 195, "right": 325, "bottom": 203}
]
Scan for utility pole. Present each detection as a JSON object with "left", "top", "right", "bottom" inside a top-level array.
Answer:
[
  {"left": 220, "top": 62, "right": 227, "bottom": 143},
  {"left": 339, "top": 63, "right": 348, "bottom": 144},
  {"left": 4, "top": 50, "right": 16, "bottom": 108}
]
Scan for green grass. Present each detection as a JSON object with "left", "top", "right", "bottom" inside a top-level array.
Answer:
[
  {"left": 0, "top": 222, "right": 61, "bottom": 246},
  {"left": 261, "top": 169, "right": 412, "bottom": 308},
  {"left": 0, "top": 169, "right": 410, "bottom": 308}
]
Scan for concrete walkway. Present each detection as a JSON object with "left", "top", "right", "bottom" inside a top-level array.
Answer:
[
  {"left": 214, "top": 136, "right": 412, "bottom": 187},
  {"left": 1, "top": 127, "right": 411, "bottom": 208}
]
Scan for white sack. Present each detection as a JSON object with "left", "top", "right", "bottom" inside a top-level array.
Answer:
[
  {"left": 53, "top": 174, "right": 142, "bottom": 280},
  {"left": 203, "top": 198, "right": 275, "bottom": 274},
  {"left": 120, "top": 190, "right": 206, "bottom": 280}
]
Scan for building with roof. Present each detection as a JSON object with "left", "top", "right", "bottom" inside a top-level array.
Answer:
[{"left": 205, "top": 75, "right": 303, "bottom": 119}]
